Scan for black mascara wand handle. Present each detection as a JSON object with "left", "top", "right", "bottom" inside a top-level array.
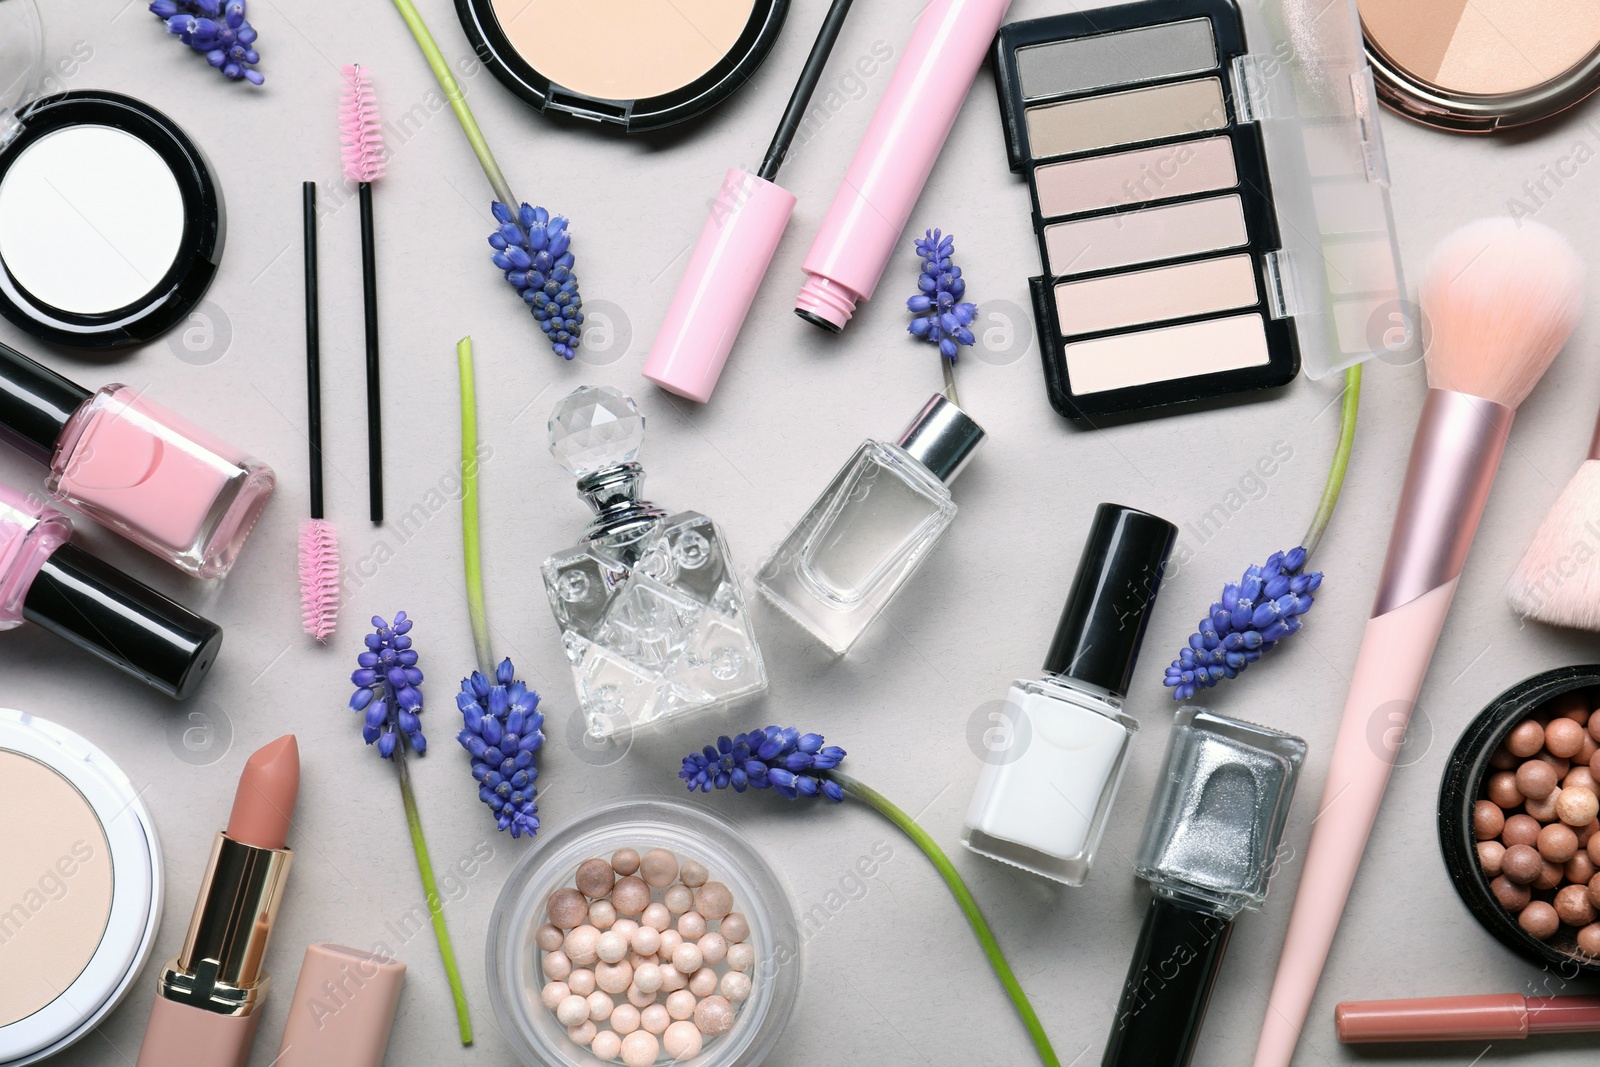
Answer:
[
  {"left": 758, "top": 0, "right": 856, "bottom": 182},
  {"left": 360, "top": 181, "right": 383, "bottom": 524},
  {"left": 303, "top": 181, "right": 324, "bottom": 520}
]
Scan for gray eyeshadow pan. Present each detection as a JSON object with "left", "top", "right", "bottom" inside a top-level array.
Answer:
[{"left": 1016, "top": 18, "right": 1217, "bottom": 100}]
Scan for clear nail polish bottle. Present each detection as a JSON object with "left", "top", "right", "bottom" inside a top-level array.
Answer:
[
  {"left": 755, "top": 393, "right": 985, "bottom": 654},
  {"left": 1103, "top": 707, "right": 1307, "bottom": 1067},
  {"left": 962, "top": 503, "right": 1177, "bottom": 886},
  {"left": 0, "top": 342, "right": 274, "bottom": 578},
  {"left": 541, "top": 386, "right": 766, "bottom": 739}
]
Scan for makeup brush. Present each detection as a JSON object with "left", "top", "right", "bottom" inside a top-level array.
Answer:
[
  {"left": 1506, "top": 405, "right": 1600, "bottom": 628},
  {"left": 642, "top": 0, "right": 857, "bottom": 403},
  {"left": 1251, "top": 217, "right": 1585, "bottom": 1067},
  {"left": 299, "top": 181, "right": 339, "bottom": 642},
  {"left": 341, "top": 63, "right": 387, "bottom": 524}
]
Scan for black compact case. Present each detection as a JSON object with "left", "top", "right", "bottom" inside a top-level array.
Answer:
[{"left": 994, "top": 0, "right": 1299, "bottom": 421}]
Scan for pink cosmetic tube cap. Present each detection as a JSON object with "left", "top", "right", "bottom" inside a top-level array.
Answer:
[
  {"left": 275, "top": 943, "right": 406, "bottom": 1067},
  {"left": 643, "top": 167, "right": 797, "bottom": 403}
]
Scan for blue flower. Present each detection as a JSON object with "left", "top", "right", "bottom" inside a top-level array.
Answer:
[
  {"left": 489, "top": 202, "right": 583, "bottom": 360},
  {"left": 150, "top": 0, "right": 263, "bottom": 84},
  {"left": 1164, "top": 548, "right": 1322, "bottom": 701},
  {"left": 348, "top": 613, "right": 426, "bottom": 758},
  {"left": 680, "top": 727, "right": 846, "bottom": 802},
  {"left": 907, "top": 229, "right": 977, "bottom": 362},
  {"left": 456, "top": 658, "right": 545, "bottom": 838}
]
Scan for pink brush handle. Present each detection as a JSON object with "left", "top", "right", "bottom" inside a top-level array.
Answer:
[{"left": 1251, "top": 580, "right": 1456, "bottom": 1067}]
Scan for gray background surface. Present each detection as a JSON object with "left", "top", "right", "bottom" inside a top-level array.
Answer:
[{"left": 8, "top": 1, "right": 1600, "bottom": 1065}]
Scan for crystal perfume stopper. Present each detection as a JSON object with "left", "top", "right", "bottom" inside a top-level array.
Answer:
[{"left": 549, "top": 386, "right": 646, "bottom": 478}]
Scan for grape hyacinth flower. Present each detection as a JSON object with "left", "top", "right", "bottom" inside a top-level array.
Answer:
[
  {"left": 675, "top": 727, "right": 1060, "bottom": 1065},
  {"left": 907, "top": 229, "right": 977, "bottom": 362},
  {"left": 149, "top": 0, "right": 263, "bottom": 84},
  {"left": 489, "top": 202, "right": 584, "bottom": 360},
  {"left": 348, "top": 612, "right": 426, "bottom": 757},
  {"left": 1164, "top": 548, "right": 1322, "bottom": 702},
  {"left": 680, "top": 726, "right": 846, "bottom": 801},
  {"left": 456, "top": 659, "right": 545, "bottom": 838}
]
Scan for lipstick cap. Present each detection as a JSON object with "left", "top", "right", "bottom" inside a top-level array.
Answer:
[
  {"left": 0, "top": 340, "right": 91, "bottom": 464},
  {"left": 275, "top": 944, "right": 405, "bottom": 1067},
  {"left": 22, "top": 542, "right": 222, "bottom": 699},
  {"left": 643, "top": 168, "right": 797, "bottom": 404}
]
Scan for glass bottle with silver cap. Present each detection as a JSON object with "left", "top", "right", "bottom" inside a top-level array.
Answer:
[
  {"left": 541, "top": 386, "right": 766, "bottom": 739},
  {"left": 755, "top": 393, "right": 985, "bottom": 654}
]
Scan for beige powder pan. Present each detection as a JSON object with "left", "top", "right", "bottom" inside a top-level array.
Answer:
[
  {"left": 1359, "top": 0, "right": 1600, "bottom": 131},
  {"left": 459, "top": 0, "right": 789, "bottom": 132}
]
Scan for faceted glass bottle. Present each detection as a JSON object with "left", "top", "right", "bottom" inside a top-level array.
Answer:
[
  {"left": 541, "top": 387, "right": 766, "bottom": 738},
  {"left": 756, "top": 394, "right": 984, "bottom": 654}
]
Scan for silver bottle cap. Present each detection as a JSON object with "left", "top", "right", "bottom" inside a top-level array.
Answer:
[{"left": 895, "top": 393, "right": 985, "bottom": 484}]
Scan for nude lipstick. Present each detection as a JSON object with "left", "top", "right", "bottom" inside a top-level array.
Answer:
[
  {"left": 136, "top": 736, "right": 299, "bottom": 1067},
  {"left": 1336, "top": 993, "right": 1600, "bottom": 1043}
]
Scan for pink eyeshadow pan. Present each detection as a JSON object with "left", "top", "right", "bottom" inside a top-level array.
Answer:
[
  {"left": 1045, "top": 194, "right": 1247, "bottom": 276},
  {"left": 1065, "top": 313, "right": 1270, "bottom": 395},
  {"left": 1034, "top": 135, "right": 1237, "bottom": 218},
  {"left": 1054, "top": 254, "right": 1258, "bottom": 336}
]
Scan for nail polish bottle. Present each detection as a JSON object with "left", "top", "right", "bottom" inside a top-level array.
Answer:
[
  {"left": 1103, "top": 707, "right": 1306, "bottom": 1067},
  {"left": 542, "top": 386, "right": 767, "bottom": 739},
  {"left": 755, "top": 393, "right": 985, "bottom": 654},
  {"left": 0, "top": 341, "right": 274, "bottom": 578},
  {"left": 0, "top": 479, "right": 222, "bottom": 698},
  {"left": 962, "top": 503, "right": 1176, "bottom": 886}
]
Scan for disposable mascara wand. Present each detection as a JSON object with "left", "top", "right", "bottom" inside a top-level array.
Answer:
[
  {"left": 299, "top": 182, "right": 339, "bottom": 641},
  {"left": 342, "top": 64, "right": 387, "bottom": 523},
  {"left": 642, "top": 0, "right": 858, "bottom": 403}
]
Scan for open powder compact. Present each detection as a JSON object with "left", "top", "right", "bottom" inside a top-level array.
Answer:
[{"left": 456, "top": 0, "right": 789, "bottom": 132}]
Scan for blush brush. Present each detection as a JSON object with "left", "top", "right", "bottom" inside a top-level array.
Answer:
[
  {"left": 299, "top": 181, "right": 338, "bottom": 641},
  {"left": 1506, "top": 401, "right": 1600, "bottom": 629},
  {"left": 1252, "top": 217, "right": 1585, "bottom": 1067},
  {"left": 341, "top": 63, "right": 387, "bottom": 524}
]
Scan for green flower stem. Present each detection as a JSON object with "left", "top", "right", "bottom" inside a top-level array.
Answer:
[
  {"left": 828, "top": 771, "right": 1060, "bottom": 1067},
  {"left": 388, "top": 0, "right": 517, "bottom": 210},
  {"left": 1301, "top": 363, "right": 1362, "bottom": 559},
  {"left": 456, "top": 338, "right": 493, "bottom": 676},
  {"left": 942, "top": 354, "right": 960, "bottom": 408},
  {"left": 394, "top": 738, "right": 473, "bottom": 1045}
]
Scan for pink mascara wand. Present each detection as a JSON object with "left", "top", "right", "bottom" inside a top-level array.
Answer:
[
  {"left": 299, "top": 181, "right": 339, "bottom": 641},
  {"left": 341, "top": 63, "right": 387, "bottom": 524}
]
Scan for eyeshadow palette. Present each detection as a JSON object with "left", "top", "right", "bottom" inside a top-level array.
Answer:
[{"left": 995, "top": 0, "right": 1411, "bottom": 421}]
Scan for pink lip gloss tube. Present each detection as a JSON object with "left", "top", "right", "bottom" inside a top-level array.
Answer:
[
  {"left": 795, "top": 0, "right": 1013, "bottom": 331},
  {"left": 0, "top": 341, "right": 274, "bottom": 578}
]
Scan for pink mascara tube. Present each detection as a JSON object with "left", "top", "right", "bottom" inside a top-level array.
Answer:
[{"left": 795, "top": 0, "right": 1013, "bottom": 331}]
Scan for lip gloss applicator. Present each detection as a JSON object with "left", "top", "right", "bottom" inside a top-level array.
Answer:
[{"left": 136, "top": 735, "right": 300, "bottom": 1067}]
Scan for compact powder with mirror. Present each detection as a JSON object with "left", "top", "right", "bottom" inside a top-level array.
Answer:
[
  {"left": 0, "top": 709, "right": 161, "bottom": 1067},
  {"left": 1359, "top": 0, "right": 1600, "bottom": 131},
  {"left": 0, "top": 91, "right": 222, "bottom": 348},
  {"left": 457, "top": 0, "right": 789, "bottom": 132}
]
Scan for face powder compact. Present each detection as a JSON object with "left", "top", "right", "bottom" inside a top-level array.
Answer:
[
  {"left": 1359, "top": 0, "right": 1600, "bottom": 131},
  {"left": 456, "top": 0, "right": 790, "bottom": 132},
  {"left": 0, "top": 709, "right": 163, "bottom": 1066}
]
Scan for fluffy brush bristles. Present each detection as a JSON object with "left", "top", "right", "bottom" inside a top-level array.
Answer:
[
  {"left": 339, "top": 64, "right": 387, "bottom": 184},
  {"left": 299, "top": 518, "right": 341, "bottom": 641},
  {"left": 1421, "top": 217, "right": 1584, "bottom": 409},
  {"left": 1507, "top": 459, "right": 1600, "bottom": 630}
]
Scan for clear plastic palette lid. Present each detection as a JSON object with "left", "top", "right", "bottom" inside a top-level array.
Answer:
[
  {"left": 1234, "top": 0, "right": 1413, "bottom": 378},
  {"left": 0, "top": 0, "right": 43, "bottom": 147}
]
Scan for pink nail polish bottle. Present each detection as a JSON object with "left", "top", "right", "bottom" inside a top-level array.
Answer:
[{"left": 0, "top": 342, "right": 274, "bottom": 578}]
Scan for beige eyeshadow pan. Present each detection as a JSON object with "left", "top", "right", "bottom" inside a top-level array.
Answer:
[
  {"left": 1045, "top": 194, "right": 1248, "bottom": 276},
  {"left": 1034, "top": 135, "right": 1238, "bottom": 218},
  {"left": 1055, "top": 254, "right": 1258, "bottom": 336},
  {"left": 1065, "top": 313, "right": 1270, "bottom": 395},
  {"left": 1025, "top": 77, "right": 1227, "bottom": 159}
]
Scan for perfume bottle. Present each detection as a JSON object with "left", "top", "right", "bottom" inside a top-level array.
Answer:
[
  {"left": 0, "top": 342, "right": 274, "bottom": 578},
  {"left": 755, "top": 393, "right": 984, "bottom": 654},
  {"left": 962, "top": 503, "right": 1177, "bottom": 886},
  {"left": 1103, "top": 707, "right": 1306, "bottom": 1067},
  {"left": 541, "top": 386, "right": 766, "bottom": 738}
]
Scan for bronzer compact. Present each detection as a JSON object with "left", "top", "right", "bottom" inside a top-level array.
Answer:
[
  {"left": 456, "top": 0, "right": 789, "bottom": 132},
  {"left": 995, "top": 0, "right": 1409, "bottom": 420},
  {"left": 0, "top": 0, "right": 222, "bottom": 347}
]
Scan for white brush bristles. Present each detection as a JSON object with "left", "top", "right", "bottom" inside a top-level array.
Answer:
[
  {"left": 339, "top": 64, "right": 387, "bottom": 184},
  {"left": 1421, "top": 217, "right": 1584, "bottom": 409},
  {"left": 299, "top": 518, "right": 340, "bottom": 641},
  {"left": 1507, "top": 460, "right": 1600, "bottom": 630}
]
